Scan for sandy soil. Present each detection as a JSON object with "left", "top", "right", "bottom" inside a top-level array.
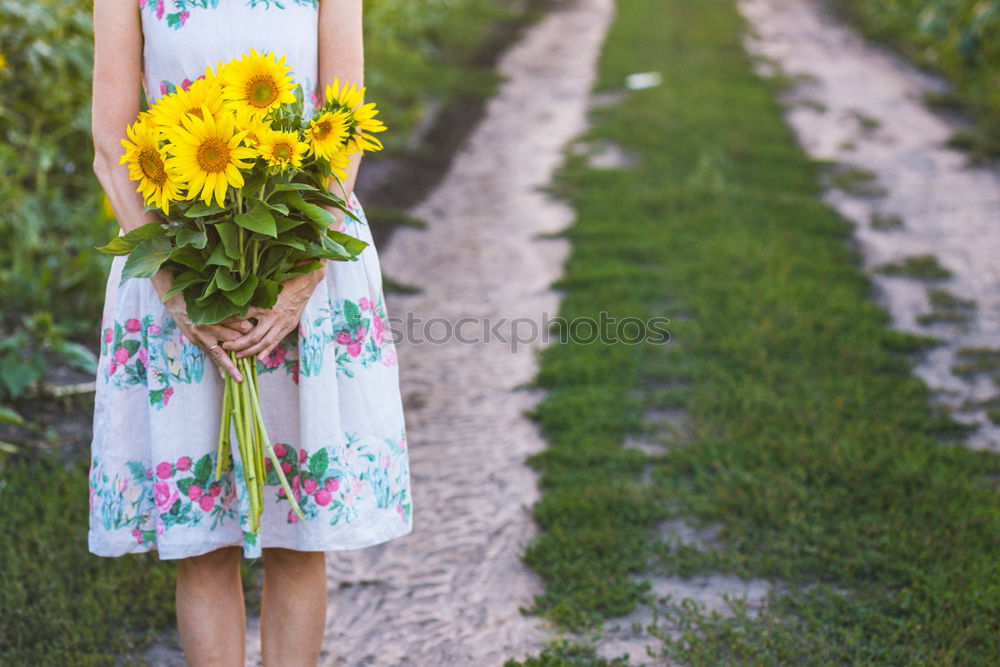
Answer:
[
  {"left": 739, "top": 0, "right": 1000, "bottom": 451},
  {"left": 279, "top": 0, "right": 615, "bottom": 664}
]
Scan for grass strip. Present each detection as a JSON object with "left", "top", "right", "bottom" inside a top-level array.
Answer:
[
  {"left": 514, "top": 0, "right": 1000, "bottom": 663},
  {"left": 0, "top": 454, "right": 176, "bottom": 664}
]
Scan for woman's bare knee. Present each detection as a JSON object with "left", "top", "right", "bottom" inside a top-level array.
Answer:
[
  {"left": 179, "top": 546, "right": 242, "bottom": 576},
  {"left": 262, "top": 547, "right": 325, "bottom": 573}
]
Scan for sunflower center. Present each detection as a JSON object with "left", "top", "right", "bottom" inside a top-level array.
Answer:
[
  {"left": 313, "top": 121, "right": 332, "bottom": 141},
  {"left": 196, "top": 137, "right": 231, "bottom": 173},
  {"left": 247, "top": 75, "right": 279, "bottom": 108},
  {"left": 273, "top": 141, "right": 293, "bottom": 162},
  {"left": 245, "top": 130, "right": 260, "bottom": 145},
  {"left": 138, "top": 149, "right": 167, "bottom": 186}
]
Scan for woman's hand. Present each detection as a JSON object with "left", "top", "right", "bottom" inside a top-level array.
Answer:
[
  {"left": 222, "top": 267, "right": 327, "bottom": 362},
  {"left": 151, "top": 269, "right": 253, "bottom": 382}
]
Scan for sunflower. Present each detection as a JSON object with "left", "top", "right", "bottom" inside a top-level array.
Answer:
[
  {"left": 324, "top": 77, "right": 365, "bottom": 111},
  {"left": 346, "top": 101, "right": 387, "bottom": 153},
  {"left": 150, "top": 69, "right": 226, "bottom": 128},
  {"left": 304, "top": 109, "right": 351, "bottom": 160},
  {"left": 257, "top": 128, "right": 309, "bottom": 169},
  {"left": 233, "top": 106, "right": 272, "bottom": 148},
  {"left": 323, "top": 77, "right": 386, "bottom": 153},
  {"left": 326, "top": 150, "right": 353, "bottom": 184},
  {"left": 164, "top": 105, "right": 257, "bottom": 207},
  {"left": 137, "top": 110, "right": 159, "bottom": 129},
  {"left": 119, "top": 121, "right": 184, "bottom": 214},
  {"left": 220, "top": 49, "right": 296, "bottom": 117}
]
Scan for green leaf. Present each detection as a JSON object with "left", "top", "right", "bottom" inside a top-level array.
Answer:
[
  {"left": 176, "top": 227, "right": 208, "bottom": 249},
  {"left": 55, "top": 341, "right": 98, "bottom": 374},
  {"left": 184, "top": 201, "right": 227, "bottom": 217},
  {"left": 309, "top": 449, "right": 329, "bottom": 476},
  {"left": 322, "top": 236, "right": 351, "bottom": 259},
  {"left": 226, "top": 274, "right": 259, "bottom": 307},
  {"left": 273, "top": 236, "right": 307, "bottom": 251},
  {"left": 253, "top": 277, "right": 282, "bottom": 310},
  {"left": 0, "top": 354, "right": 41, "bottom": 397},
  {"left": 242, "top": 170, "right": 267, "bottom": 199},
  {"left": 120, "top": 236, "right": 172, "bottom": 285},
  {"left": 272, "top": 182, "right": 315, "bottom": 193},
  {"left": 184, "top": 291, "right": 245, "bottom": 325},
  {"left": 259, "top": 246, "right": 292, "bottom": 276},
  {"left": 327, "top": 230, "right": 369, "bottom": 256},
  {"left": 274, "top": 215, "right": 307, "bottom": 234},
  {"left": 235, "top": 202, "right": 277, "bottom": 237},
  {"left": 163, "top": 270, "right": 208, "bottom": 300},
  {"left": 214, "top": 267, "right": 242, "bottom": 291},
  {"left": 206, "top": 243, "right": 234, "bottom": 269},
  {"left": 286, "top": 193, "right": 335, "bottom": 227},
  {"left": 169, "top": 246, "right": 208, "bottom": 271},
  {"left": 216, "top": 222, "right": 242, "bottom": 259},
  {"left": 198, "top": 273, "right": 220, "bottom": 301},
  {"left": 259, "top": 199, "right": 290, "bottom": 216},
  {"left": 0, "top": 404, "right": 26, "bottom": 426},
  {"left": 96, "top": 221, "right": 165, "bottom": 255}
]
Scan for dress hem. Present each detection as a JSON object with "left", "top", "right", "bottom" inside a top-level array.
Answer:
[{"left": 88, "top": 519, "right": 413, "bottom": 561}]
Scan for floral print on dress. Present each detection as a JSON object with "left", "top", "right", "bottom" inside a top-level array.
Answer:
[
  {"left": 100, "top": 314, "right": 205, "bottom": 409},
  {"left": 142, "top": 0, "right": 317, "bottom": 30},
  {"left": 89, "top": 451, "right": 240, "bottom": 546},
  {"left": 243, "top": 432, "right": 411, "bottom": 528},
  {"left": 298, "top": 295, "right": 397, "bottom": 379}
]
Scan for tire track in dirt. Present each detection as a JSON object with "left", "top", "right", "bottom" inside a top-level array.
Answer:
[{"left": 310, "top": 0, "right": 614, "bottom": 664}]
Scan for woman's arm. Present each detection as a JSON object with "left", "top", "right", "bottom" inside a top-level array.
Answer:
[
  {"left": 318, "top": 0, "right": 364, "bottom": 226},
  {"left": 92, "top": 0, "right": 248, "bottom": 380},
  {"left": 92, "top": 0, "right": 150, "bottom": 236}
]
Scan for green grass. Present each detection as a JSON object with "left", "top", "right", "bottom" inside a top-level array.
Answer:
[
  {"left": 517, "top": 0, "right": 1000, "bottom": 662},
  {"left": 0, "top": 454, "right": 177, "bottom": 664},
  {"left": 0, "top": 450, "right": 264, "bottom": 664},
  {"left": 876, "top": 253, "right": 953, "bottom": 280}
]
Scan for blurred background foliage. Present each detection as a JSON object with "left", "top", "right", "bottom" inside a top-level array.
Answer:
[
  {"left": 0, "top": 0, "right": 523, "bottom": 416},
  {"left": 835, "top": 0, "right": 1000, "bottom": 156}
]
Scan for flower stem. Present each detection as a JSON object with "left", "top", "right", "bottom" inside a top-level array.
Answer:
[
  {"left": 245, "top": 357, "right": 305, "bottom": 520},
  {"left": 215, "top": 376, "right": 232, "bottom": 481}
]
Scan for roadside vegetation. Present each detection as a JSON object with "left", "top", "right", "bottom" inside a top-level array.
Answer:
[
  {"left": 0, "top": 0, "right": 541, "bottom": 661},
  {"left": 832, "top": 0, "right": 1000, "bottom": 159},
  {"left": 511, "top": 0, "right": 1000, "bottom": 663}
]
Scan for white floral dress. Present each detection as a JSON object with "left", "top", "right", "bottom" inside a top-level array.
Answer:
[{"left": 88, "top": 0, "right": 412, "bottom": 560}]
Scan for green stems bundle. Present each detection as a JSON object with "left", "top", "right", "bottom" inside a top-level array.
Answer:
[{"left": 215, "top": 353, "right": 303, "bottom": 530}]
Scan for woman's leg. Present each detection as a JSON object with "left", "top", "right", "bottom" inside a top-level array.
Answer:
[
  {"left": 176, "top": 546, "right": 246, "bottom": 666},
  {"left": 260, "top": 548, "right": 328, "bottom": 666}
]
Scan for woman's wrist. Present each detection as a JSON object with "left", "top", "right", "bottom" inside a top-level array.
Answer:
[{"left": 150, "top": 266, "right": 174, "bottom": 302}]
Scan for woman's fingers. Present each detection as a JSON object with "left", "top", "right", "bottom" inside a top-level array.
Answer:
[
  {"left": 239, "top": 324, "right": 288, "bottom": 359},
  {"left": 187, "top": 327, "right": 243, "bottom": 382},
  {"left": 218, "top": 315, "right": 253, "bottom": 334},
  {"left": 206, "top": 341, "right": 244, "bottom": 382},
  {"left": 223, "top": 316, "right": 276, "bottom": 354}
]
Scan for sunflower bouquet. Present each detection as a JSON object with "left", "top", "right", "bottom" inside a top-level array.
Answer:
[{"left": 98, "top": 49, "right": 387, "bottom": 533}]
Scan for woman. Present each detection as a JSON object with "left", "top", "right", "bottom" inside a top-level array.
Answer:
[{"left": 89, "top": 1, "right": 412, "bottom": 663}]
